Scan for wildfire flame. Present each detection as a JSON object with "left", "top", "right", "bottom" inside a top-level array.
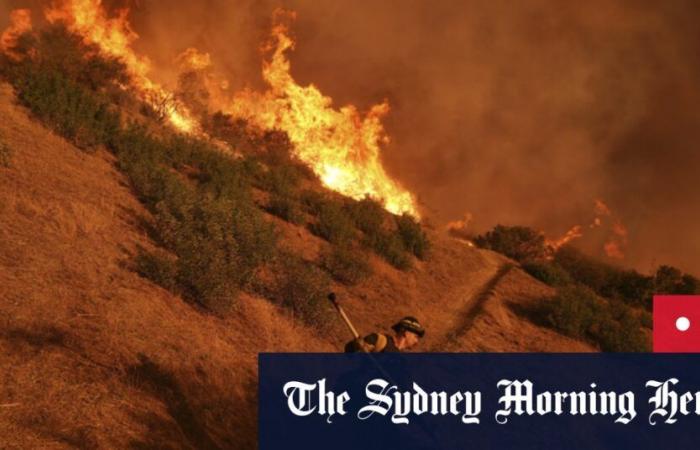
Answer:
[
  {"left": 3, "top": 4, "right": 419, "bottom": 217},
  {"left": 226, "top": 11, "right": 419, "bottom": 217},
  {"left": 546, "top": 199, "right": 628, "bottom": 259},
  {"left": 604, "top": 220, "right": 628, "bottom": 260},
  {"left": 546, "top": 225, "right": 583, "bottom": 253},
  {"left": 0, "top": 9, "right": 32, "bottom": 59},
  {"left": 43, "top": 0, "right": 199, "bottom": 134}
]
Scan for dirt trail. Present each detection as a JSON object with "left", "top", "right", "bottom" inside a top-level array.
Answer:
[{"left": 428, "top": 263, "right": 514, "bottom": 351}]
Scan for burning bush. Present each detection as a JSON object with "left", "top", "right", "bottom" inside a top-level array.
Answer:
[{"left": 6, "top": 24, "right": 128, "bottom": 94}]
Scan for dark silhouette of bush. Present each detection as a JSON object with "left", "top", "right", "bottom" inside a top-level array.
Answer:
[
  {"left": 135, "top": 250, "right": 178, "bottom": 292},
  {"left": 396, "top": 213, "right": 429, "bottom": 259},
  {"left": 554, "top": 246, "right": 654, "bottom": 309},
  {"left": 267, "top": 194, "right": 305, "bottom": 225},
  {"left": 366, "top": 230, "right": 411, "bottom": 270},
  {"left": 345, "top": 198, "right": 425, "bottom": 268},
  {"left": 298, "top": 190, "right": 323, "bottom": 214},
  {"left": 546, "top": 285, "right": 601, "bottom": 337},
  {"left": 522, "top": 260, "right": 572, "bottom": 287},
  {"left": 347, "top": 197, "right": 385, "bottom": 234},
  {"left": 543, "top": 284, "right": 649, "bottom": 351},
  {"left": 595, "top": 308, "right": 649, "bottom": 352},
  {"left": 262, "top": 163, "right": 304, "bottom": 197},
  {"left": 205, "top": 112, "right": 257, "bottom": 152},
  {"left": 474, "top": 225, "right": 547, "bottom": 262},
  {"left": 321, "top": 245, "right": 371, "bottom": 285},
  {"left": 654, "top": 265, "right": 699, "bottom": 296}
]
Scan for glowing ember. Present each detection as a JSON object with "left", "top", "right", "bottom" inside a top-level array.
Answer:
[
  {"left": 546, "top": 225, "right": 583, "bottom": 252},
  {"left": 227, "top": 11, "right": 419, "bottom": 217},
  {"left": 44, "top": 0, "right": 199, "bottom": 134},
  {"left": 546, "top": 199, "right": 628, "bottom": 259},
  {"left": 604, "top": 220, "right": 628, "bottom": 259}
]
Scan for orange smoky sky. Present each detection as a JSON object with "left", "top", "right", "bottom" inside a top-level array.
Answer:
[{"left": 2, "top": 0, "right": 699, "bottom": 275}]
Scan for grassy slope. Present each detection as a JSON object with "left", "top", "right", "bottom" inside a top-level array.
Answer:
[{"left": 0, "top": 82, "right": 592, "bottom": 448}]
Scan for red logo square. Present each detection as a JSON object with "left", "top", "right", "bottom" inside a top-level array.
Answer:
[{"left": 653, "top": 295, "right": 700, "bottom": 352}]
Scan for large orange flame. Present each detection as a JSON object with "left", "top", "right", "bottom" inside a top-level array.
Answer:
[
  {"left": 5, "top": 4, "right": 418, "bottom": 216},
  {"left": 227, "top": 12, "right": 419, "bottom": 217},
  {"left": 44, "top": 0, "right": 198, "bottom": 134}
]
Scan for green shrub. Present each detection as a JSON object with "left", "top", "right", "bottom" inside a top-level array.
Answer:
[
  {"left": 6, "top": 20, "right": 284, "bottom": 315},
  {"left": 474, "top": 225, "right": 547, "bottom": 262},
  {"left": 321, "top": 245, "right": 371, "bottom": 285},
  {"left": 135, "top": 250, "right": 178, "bottom": 292},
  {"left": 554, "top": 246, "right": 653, "bottom": 309},
  {"left": 150, "top": 197, "right": 277, "bottom": 311},
  {"left": 522, "top": 260, "right": 572, "bottom": 287},
  {"left": 267, "top": 194, "right": 305, "bottom": 225},
  {"left": 8, "top": 24, "right": 129, "bottom": 93},
  {"left": 15, "top": 68, "right": 120, "bottom": 149},
  {"left": 262, "top": 164, "right": 303, "bottom": 197},
  {"left": 190, "top": 145, "right": 250, "bottom": 201},
  {"left": 347, "top": 197, "right": 385, "bottom": 234},
  {"left": 366, "top": 231, "right": 411, "bottom": 270},
  {"left": 396, "top": 213, "right": 429, "bottom": 259},
  {"left": 311, "top": 200, "right": 356, "bottom": 245},
  {"left": 274, "top": 255, "right": 334, "bottom": 328},
  {"left": 0, "top": 140, "right": 13, "bottom": 168},
  {"left": 596, "top": 309, "right": 649, "bottom": 352},
  {"left": 299, "top": 190, "right": 327, "bottom": 215},
  {"left": 654, "top": 265, "right": 700, "bottom": 295},
  {"left": 544, "top": 284, "right": 649, "bottom": 352},
  {"left": 546, "top": 285, "right": 601, "bottom": 338}
]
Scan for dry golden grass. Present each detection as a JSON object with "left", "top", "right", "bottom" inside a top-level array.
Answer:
[
  {"left": 0, "top": 81, "right": 593, "bottom": 448},
  {"left": 0, "top": 82, "right": 333, "bottom": 448}
]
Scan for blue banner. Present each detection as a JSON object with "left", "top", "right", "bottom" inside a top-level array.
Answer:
[{"left": 259, "top": 353, "right": 700, "bottom": 449}]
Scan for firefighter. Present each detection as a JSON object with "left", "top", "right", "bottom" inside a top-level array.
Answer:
[{"left": 344, "top": 316, "right": 425, "bottom": 353}]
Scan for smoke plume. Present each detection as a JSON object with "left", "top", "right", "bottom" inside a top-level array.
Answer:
[{"left": 3, "top": 0, "right": 699, "bottom": 274}]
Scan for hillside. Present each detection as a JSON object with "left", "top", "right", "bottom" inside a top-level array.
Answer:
[{"left": 0, "top": 78, "right": 594, "bottom": 449}]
